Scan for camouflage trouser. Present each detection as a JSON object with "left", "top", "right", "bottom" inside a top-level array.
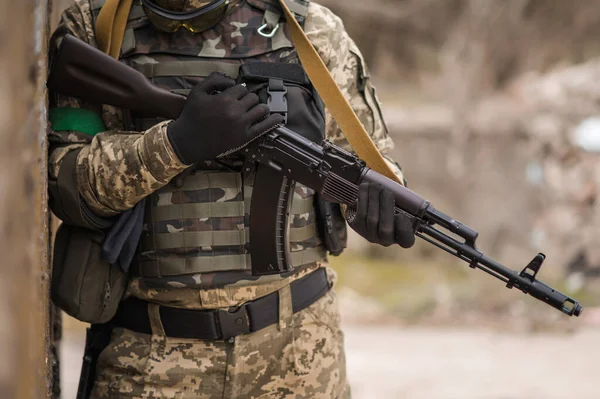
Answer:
[{"left": 90, "top": 287, "right": 351, "bottom": 398}]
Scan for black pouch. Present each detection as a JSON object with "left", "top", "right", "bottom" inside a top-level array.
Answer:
[
  {"left": 238, "top": 62, "right": 348, "bottom": 256},
  {"left": 51, "top": 224, "right": 128, "bottom": 324},
  {"left": 238, "top": 62, "right": 325, "bottom": 144},
  {"left": 315, "top": 194, "right": 347, "bottom": 256}
]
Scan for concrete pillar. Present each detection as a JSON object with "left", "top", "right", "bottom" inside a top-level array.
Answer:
[{"left": 0, "top": 0, "right": 51, "bottom": 398}]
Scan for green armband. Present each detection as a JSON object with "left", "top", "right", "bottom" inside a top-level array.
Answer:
[{"left": 49, "top": 107, "right": 106, "bottom": 136}]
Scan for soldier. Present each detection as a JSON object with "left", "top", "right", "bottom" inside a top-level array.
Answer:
[{"left": 48, "top": 0, "right": 415, "bottom": 397}]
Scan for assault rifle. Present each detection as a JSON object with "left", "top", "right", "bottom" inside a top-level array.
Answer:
[{"left": 47, "top": 35, "right": 583, "bottom": 317}]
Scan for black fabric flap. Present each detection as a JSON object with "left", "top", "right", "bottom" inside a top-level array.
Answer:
[
  {"left": 239, "top": 62, "right": 310, "bottom": 86},
  {"left": 247, "top": 0, "right": 281, "bottom": 12}
]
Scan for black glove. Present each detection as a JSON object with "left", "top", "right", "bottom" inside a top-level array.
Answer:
[
  {"left": 167, "top": 72, "right": 284, "bottom": 165},
  {"left": 347, "top": 182, "right": 415, "bottom": 248}
]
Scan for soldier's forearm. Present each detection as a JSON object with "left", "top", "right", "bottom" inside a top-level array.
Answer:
[{"left": 76, "top": 121, "right": 188, "bottom": 216}]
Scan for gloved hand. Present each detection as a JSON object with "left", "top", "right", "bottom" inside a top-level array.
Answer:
[
  {"left": 167, "top": 72, "right": 284, "bottom": 165},
  {"left": 347, "top": 182, "right": 415, "bottom": 248}
]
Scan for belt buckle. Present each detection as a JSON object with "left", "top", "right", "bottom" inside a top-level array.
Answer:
[{"left": 217, "top": 306, "right": 251, "bottom": 340}]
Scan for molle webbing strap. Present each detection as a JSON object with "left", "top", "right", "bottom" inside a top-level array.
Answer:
[
  {"left": 140, "top": 254, "right": 253, "bottom": 276},
  {"left": 132, "top": 246, "right": 327, "bottom": 277},
  {"left": 91, "top": 0, "right": 104, "bottom": 9},
  {"left": 95, "top": 0, "right": 134, "bottom": 59},
  {"left": 263, "top": 9, "right": 281, "bottom": 30},
  {"left": 251, "top": 0, "right": 309, "bottom": 23},
  {"left": 129, "top": 4, "right": 148, "bottom": 20},
  {"left": 141, "top": 223, "right": 317, "bottom": 250},
  {"left": 278, "top": 0, "right": 403, "bottom": 185},
  {"left": 121, "top": 28, "right": 137, "bottom": 55},
  {"left": 281, "top": 0, "right": 309, "bottom": 17},
  {"left": 151, "top": 197, "right": 313, "bottom": 222},
  {"left": 240, "top": 62, "right": 310, "bottom": 85},
  {"left": 130, "top": 61, "right": 242, "bottom": 79},
  {"left": 159, "top": 172, "right": 241, "bottom": 192},
  {"left": 142, "top": 230, "right": 247, "bottom": 250},
  {"left": 151, "top": 202, "right": 244, "bottom": 221}
]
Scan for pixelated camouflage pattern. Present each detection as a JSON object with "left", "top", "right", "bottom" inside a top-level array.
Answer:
[
  {"left": 75, "top": 121, "right": 188, "bottom": 215},
  {"left": 90, "top": 326, "right": 229, "bottom": 398},
  {"left": 127, "top": 262, "right": 322, "bottom": 308},
  {"left": 49, "top": 143, "right": 86, "bottom": 180},
  {"left": 91, "top": 287, "right": 349, "bottom": 398}
]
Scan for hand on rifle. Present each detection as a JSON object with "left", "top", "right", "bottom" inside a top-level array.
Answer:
[
  {"left": 347, "top": 182, "right": 416, "bottom": 248},
  {"left": 167, "top": 72, "right": 284, "bottom": 165}
]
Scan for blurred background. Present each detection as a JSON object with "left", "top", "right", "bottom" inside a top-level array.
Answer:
[{"left": 2, "top": 0, "right": 600, "bottom": 398}]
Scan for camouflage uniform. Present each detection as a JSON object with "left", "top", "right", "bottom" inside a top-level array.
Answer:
[{"left": 49, "top": 1, "right": 401, "bottom": 397}]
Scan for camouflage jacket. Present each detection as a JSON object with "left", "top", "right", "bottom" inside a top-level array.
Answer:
[{"left": 49, "top": 0, "right": 402, "bottom": 309}]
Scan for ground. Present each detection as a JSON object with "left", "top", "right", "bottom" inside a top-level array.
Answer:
[{"left": 60, "top": 323, "right": 600, "bottom": 399}]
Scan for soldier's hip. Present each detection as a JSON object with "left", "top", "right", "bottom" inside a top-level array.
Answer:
[
  {"left": 90, "top": 269, "right": 351, "bottom": 398},
  {"left": 113, "top": 267, "right": 330, "bottom": 340}
]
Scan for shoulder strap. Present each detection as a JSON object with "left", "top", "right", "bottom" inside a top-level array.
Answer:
[
  {"left": 278, "top": 0, "right": 402, "bottom": 184},
  {"left": 95, "top": 0, "right": 133, "bottom": 59}
]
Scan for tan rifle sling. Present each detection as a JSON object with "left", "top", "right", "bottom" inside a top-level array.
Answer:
[{"left": 95, "top": 0, "right": 133, "bottom": 59}]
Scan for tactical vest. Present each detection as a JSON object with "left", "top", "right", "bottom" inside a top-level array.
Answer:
[{"left": 90, "top": 0, "right": 331, "bottom": 278}]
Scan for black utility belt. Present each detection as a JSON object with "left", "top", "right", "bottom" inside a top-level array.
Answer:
[{"left": 112, "top": 268, "right": 330, "bottom": 340}]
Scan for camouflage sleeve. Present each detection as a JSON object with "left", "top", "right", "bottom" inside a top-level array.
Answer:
[
  {"left": 48, "top": 0, "right": 188, "bottom": 218},
  {"left": 304, "top": 3, "right": 396, "bottom": 155}
]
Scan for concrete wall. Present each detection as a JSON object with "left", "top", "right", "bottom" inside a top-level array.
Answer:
[{"left": 0, "top": 0, "right": 51, "bottom": 398}]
